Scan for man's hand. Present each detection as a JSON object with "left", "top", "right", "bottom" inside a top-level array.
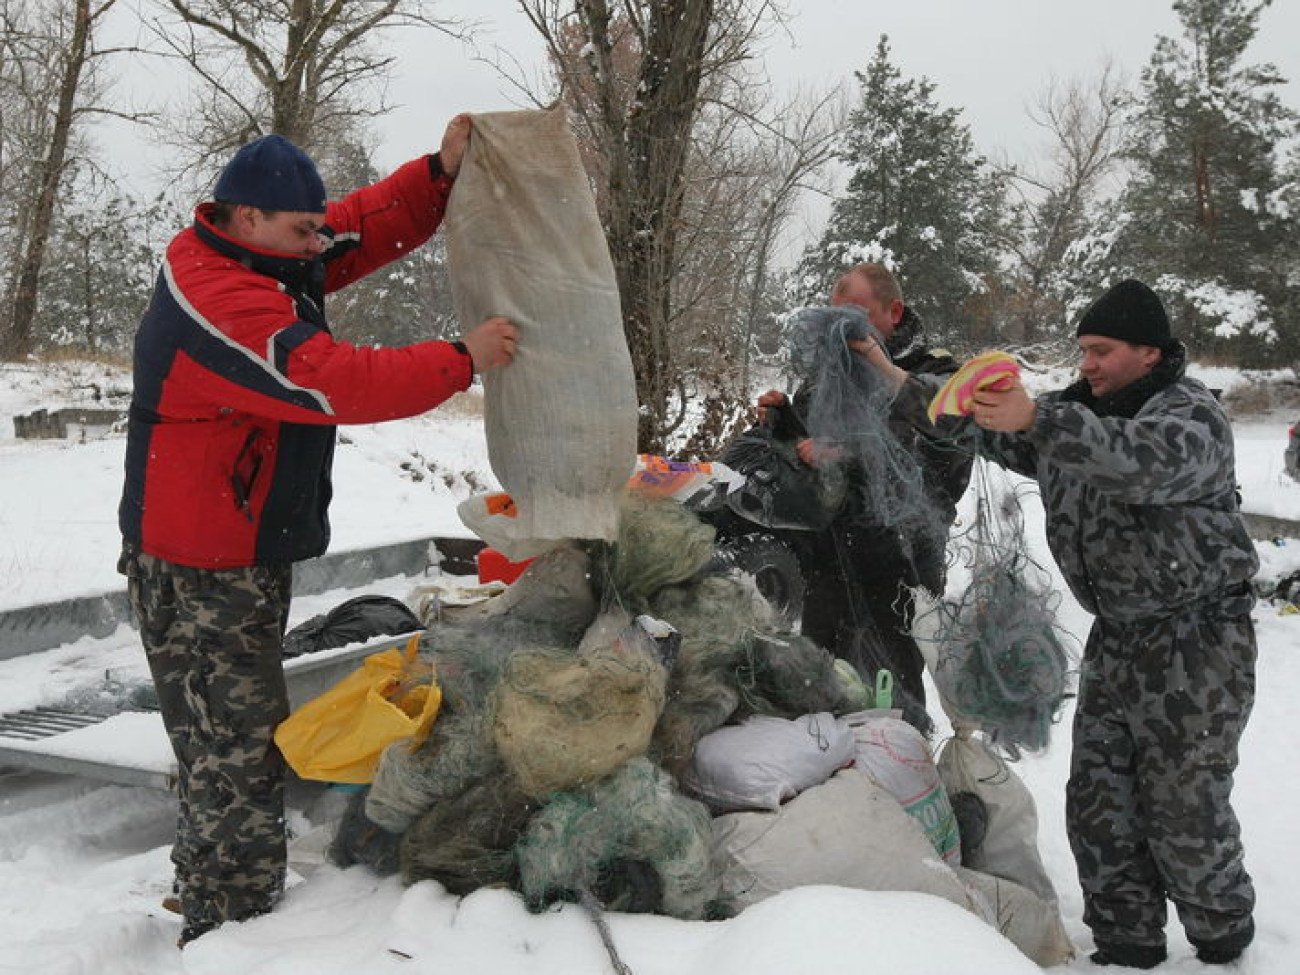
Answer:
[
  {"left": 796, "top": 437, "right": 843, "bottom": 467},
  {"left": 757, "top": 389, "right": 788, "bottom": 425},
  {"left": 970, "top": 380, "right": 1036, "bottom": 433},
  {"left": 440, "top": 113, "right": 472, "bottom": 177},
  {"left": 847, "top": 336, "right": 905, "bottom": 392},
  {"left": 460, "top": 316, "right": 518, "bottom": 373}
]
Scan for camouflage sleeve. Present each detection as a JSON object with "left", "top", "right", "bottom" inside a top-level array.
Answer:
[
  {"left": 892, "top": 373, "right": 1040, "bottom": 478},
  {"left": 1026, "top": 384, "right": 1235, "bottom": 504}
]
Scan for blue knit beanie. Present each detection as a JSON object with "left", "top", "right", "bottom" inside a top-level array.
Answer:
[
  {"left": 213, "top": 134, "right": 327, "bottom": 213},
  {"left": 1075, "top": 279, "right": 1173, "bottom": 349}
]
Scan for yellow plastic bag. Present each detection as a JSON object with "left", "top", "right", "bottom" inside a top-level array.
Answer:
[{"left": 275, "top": 634, "right": 441, "bottom": 784}]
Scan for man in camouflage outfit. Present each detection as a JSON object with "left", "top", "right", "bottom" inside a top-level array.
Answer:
[
  {"left": 872, "top": 278, "right": 1257, "bottom": 968},
  {"left": 118, "top": 122, "right": 518, "bottom": 946}
]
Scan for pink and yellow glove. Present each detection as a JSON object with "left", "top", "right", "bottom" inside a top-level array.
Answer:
[{"left": 927, "top": 351, "right": 1021, "bottom": 423}]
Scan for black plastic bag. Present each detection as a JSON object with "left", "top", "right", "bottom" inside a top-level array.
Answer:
[{"left": 282, "top": 595, "right": 423, "bottom": 659}]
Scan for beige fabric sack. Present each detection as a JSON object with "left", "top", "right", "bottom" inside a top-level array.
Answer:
[
  {"left": 446, "top": 105, "right": 637, "bottom": 559},
  {"left": 711, "top": 769, "right": 982, "bottom": 915},
  {"left": 937, "top": 725, "right": 1061, "bottom": 907},
  {"left": 956, "top": 866, "right": 1076, "bottom": 967},
  {"left": 840, "top": 710, "right": 962, "bottom": 864}
]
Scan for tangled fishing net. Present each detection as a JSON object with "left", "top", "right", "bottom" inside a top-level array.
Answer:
[
  {"left": 784, "top": 306, "right": 944, "bottom": 557},
  {"left": 331, "top": 494, "right": 860, "bottom": 919},
  {"left": 926, "top": 462, "right": 1075, "bottom": 755},
  {"left": 515, "top": 757, "right": 719, "bottom": 919}
]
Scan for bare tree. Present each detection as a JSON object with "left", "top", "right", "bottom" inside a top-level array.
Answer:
[
  {"left": 998, "top": 61, "right": 1127, "bottom": 344},
  {"left": 670, "top": 83, "right": 842, "bottom": 454},
  {"left": 0, "top": 0, "right": 135, "bottom": 359},
  {"left": 147, "top": 0, "right": 464, "bottom": 186},
  {"left": 516, "top": 0, "right": 837, "bottom": 455},
  {"left": 1020, "top": 62, "right": 1127, "bottom": 284}
]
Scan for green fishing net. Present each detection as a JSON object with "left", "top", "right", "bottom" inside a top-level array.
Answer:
[{"left": 334, "top": 495, "right": 861, "bottom": 917}]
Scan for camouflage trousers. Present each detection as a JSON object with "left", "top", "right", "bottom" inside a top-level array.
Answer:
[
  {"left": 1066, "top": 592, "right": 1256, "bottom": 953},
  {"left": 119, "top": 549, "right": 293, "bottom": 941}
]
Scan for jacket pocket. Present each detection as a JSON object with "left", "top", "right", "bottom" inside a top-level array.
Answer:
[{"left": 231, "top": 427, "right": 265, "bottom": 522}]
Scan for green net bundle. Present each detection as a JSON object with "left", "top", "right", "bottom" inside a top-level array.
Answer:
[
  {"left": 334, "top": 495, "right": 863, "bottom": 919},
  {"left": 400, "top": 774, "right": 537, "bottom": 894},
  {"left": 515, "top": 757, "right": 719, "bottom": 919},
  {"left": 595, "top": 493, "right": 718, "bottom": 613},
  {"left": 363, "top": 544, "right": 601, "bottom": 833},
  {"left": 930, "top": 466, "right": 1075, "bottom": 756},
  {"left": 647, "top": 573, "right": 766, "bottom": 775}
]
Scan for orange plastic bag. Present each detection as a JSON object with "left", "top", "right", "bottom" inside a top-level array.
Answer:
[{"left": 274, "top": 634, "right": 441, "bottom": 784}]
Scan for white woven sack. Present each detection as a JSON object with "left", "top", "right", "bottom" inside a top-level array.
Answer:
[
  {"left": 712, "top": 769, "right": 982, "bottom": 915},
  {"left": 840, "top": 710, "right": 962, "bottom": 864},
  {"left": 683, "top": 713, "right": 854, "bottom": 813},
  {"left": 956, "top": 866, "right": 1075, "bottom": 967},
  {"left": 446, "top": 106, "right": 637, "bottom": 558}
]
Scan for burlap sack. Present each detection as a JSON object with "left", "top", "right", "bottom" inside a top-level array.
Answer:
[
  {"left": 446, "top": 105, "right": 637, "bottom": 558},
  {"left": 712, "top": 769, "right": 982, "bottom": 915},
  {"left": 937, "top": 726, "right": 1061, "bottom": 906}
]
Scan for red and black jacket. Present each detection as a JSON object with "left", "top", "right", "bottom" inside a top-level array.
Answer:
[{"left": 120, "top": 154, "right": 473, "bottom": 569}]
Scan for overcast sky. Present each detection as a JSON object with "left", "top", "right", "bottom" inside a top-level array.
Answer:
[
  {"left": 96, "top": 0, "right": 1300, "bottom": 253},
  {"left": 378, "top": 0, "right": 1300, "bottom": 171}
]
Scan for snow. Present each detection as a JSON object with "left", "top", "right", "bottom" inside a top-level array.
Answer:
[
  {"left": 0, "top": 361, "right": 495, "bottom": 612},
  {"left": 2, "top": 359, "right": 1299, "bottom": 974}
]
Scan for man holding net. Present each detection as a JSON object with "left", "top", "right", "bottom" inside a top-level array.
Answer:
[
  {"left": 756, "top": 264, "right": 972, "bottom": 727},
  {"left": 868, "top": 278, "right": 1257, "bottom": 969}
]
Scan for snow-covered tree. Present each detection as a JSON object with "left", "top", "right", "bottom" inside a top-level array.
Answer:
[
  {"left": 1114, "top": 0, "right": 1298, "bottom": 364},
  {"left": 998, "top": 64, "right": 1129, "bottom": 350},
  {"left": 795, "top": 36, "right": 1012, "bottom": 347},
  {"left": 35, "top": 187, "right": 175, "bottom": 355}
]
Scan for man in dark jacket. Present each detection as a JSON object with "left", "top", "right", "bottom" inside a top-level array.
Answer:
[
  {"left": 876, "top": 278, "right": 1257, "bottom": 968},
  {"left": 117, "top": 119, "right": 517, "bottom": 947},
  {"left": 758, "top": 263, "right": 972, "bottom": 722}
]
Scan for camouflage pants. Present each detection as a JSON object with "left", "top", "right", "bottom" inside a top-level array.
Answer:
[
  {"left": 1066, "top": 594, "right": 1256, "bottom": 953},
  {"left": 120, "top": 549, "right": 293, "bottom": 941}
]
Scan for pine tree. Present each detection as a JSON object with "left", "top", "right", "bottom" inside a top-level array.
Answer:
[
  {"left": 796, "top": 36, "right": 1012, "bottom": 346},
  {"left": 35, "top": 189, "right": 175, "bottom": 357},
  {"left": 1115, "top": 0, "right": 1298, "bottom": 364}
]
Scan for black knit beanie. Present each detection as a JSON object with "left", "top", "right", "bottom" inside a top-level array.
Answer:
[
  {"left": 214, "top": 134, "right": 327, "bottom": 214},
  {"left": 1075, "top": 279, "right": 1172, "bottom": 349}
]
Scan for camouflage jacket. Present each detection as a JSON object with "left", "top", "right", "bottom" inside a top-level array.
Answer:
[{"left": 898, "top": 354, "right": 1258, "bottom": 622}]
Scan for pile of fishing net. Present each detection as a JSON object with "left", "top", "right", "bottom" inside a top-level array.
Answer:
[
  {"left": 319, "top": 302, "right": 1078, "bottom": 963},
  {"left": 918, "top": 462, "right": 1076, "bottom": 756},
  {"left": 320, "top": 483, "right": 1074, "bottom": 966},
  {"left": 331, "top": 493, "right": 860, "bottom": 919}
]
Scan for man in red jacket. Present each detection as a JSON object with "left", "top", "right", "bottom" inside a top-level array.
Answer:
[{"left": 117, "top": 117, "right": 516, "bottom": 947}]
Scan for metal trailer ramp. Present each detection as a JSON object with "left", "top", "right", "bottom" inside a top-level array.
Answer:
[{"left": 0, "top": 631, "right": 420, "bottom": 791}]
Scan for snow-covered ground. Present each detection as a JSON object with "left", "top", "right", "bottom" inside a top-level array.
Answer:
[{"left": 1, "top": 358, "right": 1298, "bottom": 974}]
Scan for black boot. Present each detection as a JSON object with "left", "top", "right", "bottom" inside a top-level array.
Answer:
[
  {"left": 1089, "top": 940, "right": 1167, "bottom": 969},
  {"left": 1192, "top": 918, "right": 1254, "bottom": 965}
]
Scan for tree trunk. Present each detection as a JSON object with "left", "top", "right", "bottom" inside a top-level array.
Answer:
[
  {"left": 616, "top": 0, "right": 712, "bottom": 452},
  {"left": 0, "top": 0, "right": 90, "bottom": 359}
]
